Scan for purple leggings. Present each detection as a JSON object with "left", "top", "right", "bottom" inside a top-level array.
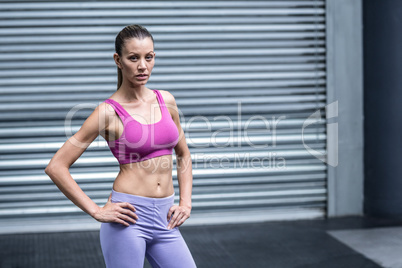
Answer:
[{"left": 99, "top": 189, "right": 197, "bottom": 268}]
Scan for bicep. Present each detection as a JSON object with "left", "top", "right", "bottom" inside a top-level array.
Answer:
[{"left": 47, "top": 103, "right": 109, "bottom": 169}]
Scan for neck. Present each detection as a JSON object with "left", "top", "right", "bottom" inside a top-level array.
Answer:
[{"left": 118, "top": 80, "right": 151, "bottom": 102}]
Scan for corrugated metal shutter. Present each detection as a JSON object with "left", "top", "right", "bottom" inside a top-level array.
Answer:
[{"left": 0, "top": 0, "right": 327, "bottom": 228}]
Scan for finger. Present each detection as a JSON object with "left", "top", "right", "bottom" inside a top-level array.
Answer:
[
  {"left": 168, "top": 207, "right": 178, "bottom": 221},
  {"left": 176, "top": 217, "right": 186, "bottom": 227},
  {"left": 168, "top": 211, "right": 183, "bottom": 229},
  {"left": 167, "top": 206, "right": 175, "bottom": 221},
  {"left": 117, "top": 213, "right": 136, "bottom": 225},
  {"left": 125, "top": 210, "right": 139, "bottom": 221},
  {"left": 120, "top": 202, "right": 136, "bottom": 212},
  {"left": 118, "top": 207, "right": 138, "bottom": 220},
  {"left": 167, "top": 209, "right": 176, "bottom": 228},
  {"left": 115, "top": 218, "right": 129, "bottom": 227},
  {"left": 169, "top": 215, "right": 181, "bottom": 229},
  {"left": 173, "top": 213, "right": 184, "bottom": 228},
  {"left": 169, "top": 211, "right": 175, "bottom": 221},
  {"left": 178, "top": 210, "right": 189, "bottom": 223}
]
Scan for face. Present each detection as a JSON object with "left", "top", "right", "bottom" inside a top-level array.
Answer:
[{"left": 114, "top": 37, "right": 155, "bottom": 86}]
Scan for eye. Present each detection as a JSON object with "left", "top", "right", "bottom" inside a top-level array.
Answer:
[
  {"left": 146, "top": 55, "right": 154, "bottom": 60},
  {"left": 130, "top": 56, "right": 138, "bottom": 61}
]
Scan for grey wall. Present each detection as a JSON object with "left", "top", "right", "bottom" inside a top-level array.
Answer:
[
  {"left": 0, "top": 1, "right": 328, "bottom": 233},
  {"left": 363, "top": 0, "right": 402, "bottom": 218},
  {"left": 326, "top": 0, "right": 364, "bottom": 217}
]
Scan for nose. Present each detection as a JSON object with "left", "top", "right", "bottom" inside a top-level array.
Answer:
[{"left": 138, "top": 59, "right": 146, "bottom": 70}]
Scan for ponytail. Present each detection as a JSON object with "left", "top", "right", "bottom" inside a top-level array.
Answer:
[{"left": 117, "top": 67, "right": 123, "bottom": 90}]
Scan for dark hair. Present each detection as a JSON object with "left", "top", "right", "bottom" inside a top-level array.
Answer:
[{"left": 115, "top": 24, "right": 154, "bottom": 90}]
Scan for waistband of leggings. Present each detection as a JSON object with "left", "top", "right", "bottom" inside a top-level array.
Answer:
[{"left": 111, "top": 189, "right": 175, "bottom": 206}]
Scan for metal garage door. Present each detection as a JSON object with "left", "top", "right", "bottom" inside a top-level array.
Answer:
[{"left": 0, "top": 0, "right": 327, "bottom": 229}]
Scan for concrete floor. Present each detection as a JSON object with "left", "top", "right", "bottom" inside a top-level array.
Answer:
[
  {"left": 1, "top": 215, "right": 401, "bottom": 268},
  {"left": 328, "top": 226, "right": 402, "bottom": 268}
]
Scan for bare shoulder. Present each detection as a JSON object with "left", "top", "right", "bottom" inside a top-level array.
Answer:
[
  {"left": 158, "top": 89, "right": 178, "bottom": 109},
  {"left": 100, "top": 99, "right": 116, "bottom": 114},
  {"left": 95, "top": 101, "right": 116, "bottom": 127}
]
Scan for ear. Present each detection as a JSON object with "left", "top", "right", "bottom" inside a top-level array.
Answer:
[{"left": 113, "top": 53, "right": 122, "bottom": 69}]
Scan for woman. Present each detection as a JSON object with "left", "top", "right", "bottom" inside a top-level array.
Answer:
[{"left": 45, "top": 24, "right": 197, "bottom": 268}]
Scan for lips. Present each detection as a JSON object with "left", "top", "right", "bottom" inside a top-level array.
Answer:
[{"left": 136, "top": 74, "right": 148, "bottom": 78}]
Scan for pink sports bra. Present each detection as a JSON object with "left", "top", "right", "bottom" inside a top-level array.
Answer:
[{"left": 103, "top": 89, "right": 179, "bottom": 165}]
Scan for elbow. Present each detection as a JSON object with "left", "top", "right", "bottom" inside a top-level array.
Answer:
[
  {"left": 44, "top": 165, "right": 54, "bottom": 175},
  {"left": 175, "top": 150, "right": 190, "bottom": 158},
  {"left": 175, "top": 152, "right": 191, "bottom": 162},
  {"left": 175, "top": 147, "right": 191, "bottom": 159},
  {"left": 45, "top": 164, "right": 61, "bottom": 183},
  {"left": 45, "top": 162, "right": 68, "bottom": 176},
  {"left": 45, "top": 163, "right": 61, "bottom": 176}
]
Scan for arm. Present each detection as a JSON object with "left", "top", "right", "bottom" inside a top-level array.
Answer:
[
  {"left": 175, "top": 131, "right": 193, "bottom": 210},
  {"left": 163, "top": 90, "right": 193, "bottom": 228},
  {"left": 45, "top": 102, "right": 109, "bottom": 218},
  {"left": 45, "top": 102, "right": 138, "bottom": 226}
]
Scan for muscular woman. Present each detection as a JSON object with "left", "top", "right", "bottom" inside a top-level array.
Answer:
[{"left": 45, "top": 24, "right": 197, "bottom": 268}]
